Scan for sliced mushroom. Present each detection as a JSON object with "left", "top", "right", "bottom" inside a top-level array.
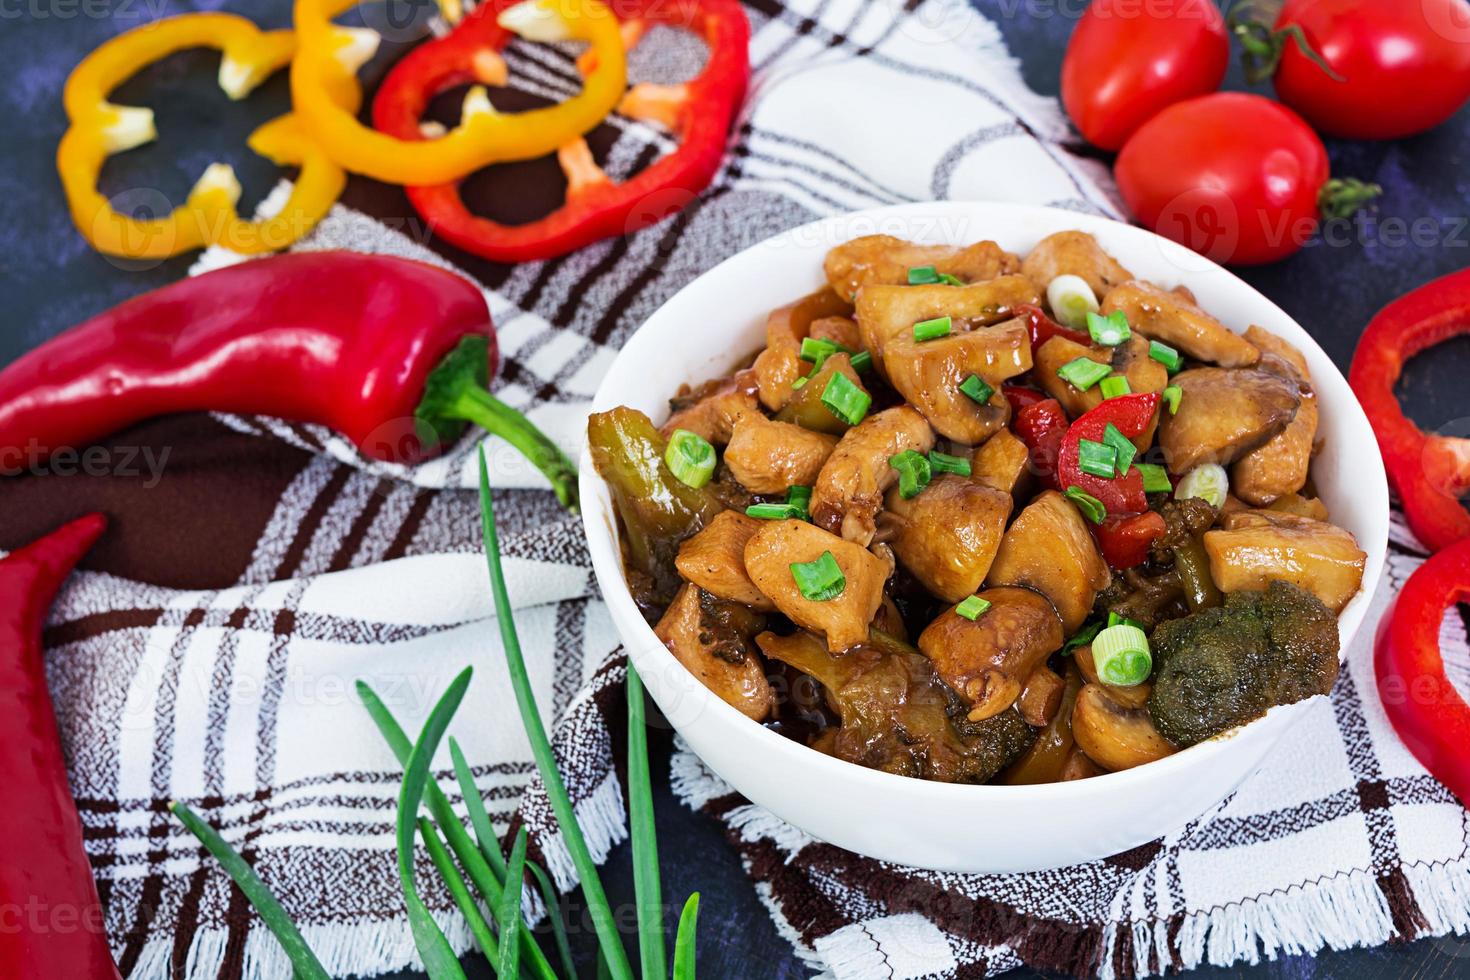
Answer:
[
  {"left": 661, "top": 369, "right": 760, "bottom": 446},
  {"left": 1101, "top": 280, "right": 1260, "bottom": 368},
  {"left": 1072, "top": 683, "right": 1178, "bottom": 772},
  {"left": 881, "top": 319, "right": 1030, "bottom": 442},
  {"left": 854, "top": 276, "right": 1040, "bottom": 377},
  {"left": 1016, "top": 665, "right": 1066, "bottom": 727},
  {"left": 916, "top": 586, "right": 1064, "bottom": 722},
  {"left": 1021, "top": 230, "right": 1135, "bottom": 301},
  {"left": 1231, "top": 327, "right": 1318, "bottom": 505},
  {"left": 752, "top": 287, "right": 854, "bottom": 411},
  {"left": 773, "top": 353, "right": 869, "bottom": 436},
  {"left": 723, "top": 411, "right": 839, "bottom": 494},
  {"left": 744, "top": 519, "right": 889, "bottom": 651},
  {"left": 1158, "top": 367, "right": 1300, "bottom": 473},
  {"left": 824, "top": 234, "right": 1020, "bottom": 299},
  {"left": 655, "top": 584, "right": 773, "bottom": 721},
  {"left": 884, "top": 474, "right": 1012, "bottom": 602},
  {"left": 1033, "top": 332, "right": 1168, "bottom": 420},
  {"left": 986, "top": 490, "right": 1111, "bottom": 633},
  {"left": 811, "top": 405, "right": 935, "bottom": 546},
  {"left": 971, "top": 428, "right": 1031, "bottom": 496},
  {"left": 676, "top": 511, "right": 776, "bottom": 611},
  {"left": 1203, "top": 510, "right": 1366, "bottom": 613}
]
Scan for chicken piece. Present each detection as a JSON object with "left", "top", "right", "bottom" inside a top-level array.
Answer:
[
  {"left": 676, "top": 511, "right": 776, "bottom": 611},
  {"left": 854, "top": 276, "right": 1041, "bottom": 377},
  {"left": 971, "top": 428, "right": 1030, "bottom": 496},
  {"left": 752, "top": 287, "right": 854, "bottom": 411},
  {"left": 1243, "top": 324, "right": 1309, "bottom": 376},
  {"left": 824, "top": 234, "right": 1020, "bottom": 299},
  {"left": 1203, "top": 510, "right": 1366, "bottom": 613},
  {"left": 660, "top": 369, "right": 760, "bottom": 446},
  {"left": 1033, "top": 332, "right": 1169, "bottom": 420},
  {"left": 884, "top": 475, "right": 1012, "bottom": 602},
  {"left": 1231, "top": 327, "right": 1318, "bottom": 505},
  {"left": 723, "top": 412, "right": 839, "bottom": 495},
  {"left": 986, "top": 490, "right": 1111, "bottom": 632},
  {"left": 808, "top": 315, "right": 863, "bottom": 352},
  {"left": 1072, "top": 684, "right": 1177, "bottom": 771},
  {"left": 744, "top": 519, "right": 889, "bottom": 651},
  {"left": 1267, "top": 493, "right": 1330, "bottom": 522},
  {"left": 655, "top": 584, "right": 773, "bottom": 721},
  {"left": 1158, "top": 367, "right": 1300, "bottom": 473},
  {"left": 882, "top": 319, "right": 1030, "bottom": 443},
  {"left": 1021, "top": 230, "right": 1135, "bottom": 301},
  {"left": 917, "top": 586, "right": 1065, "bottom": 721},
  {"left": 1101, "top": 281, "right": 1259, "bottom": 368},
  {"left": 773, "top": 353, "right": 868, "bottom": 436},
  {"left": 811, "top": 406, "right": 935, "bottom": 545}
]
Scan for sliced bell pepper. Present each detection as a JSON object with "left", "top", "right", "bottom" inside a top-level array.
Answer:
[
  {"left": 1012, "top": 397, "right": 1069, "bottom": 490},
  {"left": 1057, "top": 392, "right": 1161, "bottom": 516},
  {"left": 1375, "top": 537, "right": 1470, "bottom": 807},
  {"left": 291, "top": 0, "right": 627, "bottom": 184},
  {"left": 1349, "top": 268, "right": 1470, "bottom": 553},
  {"left": 1017, "top": 302, "right": 1090, "bottom": 353},
  {"left": 56, "top": 13, "right": 345, "bottom": 259},
  {"left": 374, "top": 0, "right": 750, "bottom": 262},
  {"left": 1002, "top": 382, "right": 1049, "bottom": 414},
  {"left": 1093, "top": 510, "right": 1167, "bottom": 569}
]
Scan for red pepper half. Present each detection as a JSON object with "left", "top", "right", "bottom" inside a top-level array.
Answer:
[
  {"left": 1057, "top": 392, "right": 1161, "bottom": 515},
  {"left": 1375, "top": 537, "right": 1470, "bottom": 807},
  {"left": 1017, "top": 302, "right": 1090, "bottom": 353},
  {"left": 1349, "top": 268, "right": 1470, "bottom": 553},
  {"left": 0, "top": 514, "right": 120, "bottom": 979},
  {"left": 1012, "top": 397, "right": 1069, "bottom": 489},
  {"left": 373, "top": 0, "right": 750, "bottom": 262},
  {"left": 0, "top": 252, "right": 580, "bottom": 510},
  {"left": 1094, "top": 510, "right": 1167, "bottom": 569}
]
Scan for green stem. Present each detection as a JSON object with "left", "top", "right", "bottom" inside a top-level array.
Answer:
[
  {"left": 627, "top": 666, "right": 668, "bottom": 980},
  {"left": 419, "top": 817, "right": 504, "bottom": 967},
  {"left": 450, "top": 385, "right": 581, "bottom": 513},
  {"left": 1319, "top": 178, "right": 1383, "bottom": 220}
]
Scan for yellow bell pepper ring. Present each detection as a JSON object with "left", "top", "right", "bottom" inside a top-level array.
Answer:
[
  {"left": 290, "top": 0, "right": 628, "bottom": 185},
  {"left": 57, "top": 13, "right": 346, "bottom": 260}
]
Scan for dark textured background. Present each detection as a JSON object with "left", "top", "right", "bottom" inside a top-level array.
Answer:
[{"left": 3, "top": 0, "right": 1468, "bottom": 977}]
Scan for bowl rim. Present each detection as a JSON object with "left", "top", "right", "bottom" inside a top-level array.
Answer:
[{"left": 579, "top": 200, "right": 1389, "bottom": 805}]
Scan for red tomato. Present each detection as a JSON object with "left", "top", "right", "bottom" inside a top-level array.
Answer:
[
  {"left": 1116, "top": 93, "right": 1340, "bottom": 265},
  {"left": 1270, "top": 0, "right": 1470, "bottom": 140},
  {"left": 1061, "top": 0, "right": 1229, "bottom": 151}
]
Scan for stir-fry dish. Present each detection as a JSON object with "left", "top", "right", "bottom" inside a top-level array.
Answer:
[{"left": 590, "top": 230, "right": 1368, "bottom": 785}]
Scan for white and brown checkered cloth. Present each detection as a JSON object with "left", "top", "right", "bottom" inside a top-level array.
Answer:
[{"left": 14, "top": 1, "right": 1470, "bottom": 978}]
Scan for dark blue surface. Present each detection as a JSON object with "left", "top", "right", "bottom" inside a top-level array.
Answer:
[{"left": 4, "top": 1, "right": 1468, "bottom": 978}]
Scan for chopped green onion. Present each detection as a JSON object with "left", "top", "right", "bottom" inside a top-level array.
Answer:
[
  {"left": 959, "top": 373, "right": 994, "bottom": 405},
  {"left": 746, "top": 502, "right": 801, "bottom": 520},
  {"left": 790, "top": 375, "right": 809, "bottom": 390},
  {"left": 1092, "top": 623, "right": 1152, "bottom": 686},
  {"left": 665, "top": 429, "right": 716, "bottom": 489},
  {"left": 1065, "top": 485, "right": 1107, "bottom": 524},
  {"left": 1176, "top": 463, "right": 1228, "bottom": 509},
  {"left": 1057, "top": 356, "right": 1112, "bottom": 391},
  {"left": 787, "top": 485, "right": 812, "bottom": 520},
  {"left": 800, "top": 336, "right": 848, "bottom": 364},
  {"left": 928, "top": 450, "right": 972, "bottom": 476},
  {"left": 820, "top": 371, "right": 871, "bottom": 425},
  {"left": 913, "top": 315, "right": 953, "bottom": 342},
  {"left": 955, "top": 595, "right": 992, "bottom": 621},
  {"left": 1102, "top": 422, "right": 1136, "bottom": 475},
  {"left": 1087, "top": 309, "right": 1131, "bottom": 346},
  {"left": 1098, "top": 375, "right": 1132, "bottom": 399},
  {"left": 790, "top": 551, "right": 846, "bottom": 601},
  {"left": 1136, "top": 462, "right": 1172, "bottom": 494},
  {"left": 1077, "top": 438, "right": 1118, "bottom": 479},
  {"left": 1107, "top": 610, "right": 1148, "bottom": 631},
  {"left": 908, "top": 264, "right": 939, "bottom": 284},
  {"left": 1149, "top": 339, "right": 1183, "bottom": 373},
  {"left": 1046, "top": 274, "right": 1100, "bottom": 330},
  {"left": 1162, "top": 384, "right": 1182, "bottom": 415},
  {"left": 1063, "top": 619, "right": 1105, "bottom": 654},
  {"left": 889, "top": 449, "right": 932, "bottom": 498},
  {"left": 850, "top": 351, "right": 873, "bottom": 373},
  {"left": 937, "top": 272, "right": 964, "bottom": 286}
]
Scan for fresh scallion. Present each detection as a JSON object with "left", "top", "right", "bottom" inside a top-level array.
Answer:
[
  {"left": 790, "top": 551, "right": 846, "bottom": 601},
  {"left": 1136, "top": 462, "right": 1172, "bottom": 494},
  {"left": 416, "top": 817, "right": 502, "bottom": 963},
  {"left": 1057, "top": 356, "right": 1112, "bottom": 391},
  {"left": 959, "top": 373, "right": 994, "bottom": 405},
  {"left": 1063, "top": 619, "right": 1105, "bottom": 655},
  {"left": 1046, "top": 274, "right": 1100, "bottom": 330},
  {"left": 820, "top": 372, "right": 871, "bottom": 426},
  {"left": 913, "top": 315, "right": 953, "bottom": 342},
  {"left": 673, "top": 893, "right": 701, "bottom": 980},
  {"left": 955, "top": 595, "right": 992, "bottom": 621},
  {"left": 496, "top": 827, "right": 529, "bottom": 980},
  {"left": 1107, "top": 610, "right": 1148, "bottom": 631},
  {"left": 1098, "top": 375, "right": 1132, "bottom": 399},
  {"left": 790, "top": 375, "right": 809, "bottom": 390},
  {"left": 1175, "top": 463, "right": 1229, "bottom": 509},
  {"left": 1092, "top": 623, "right": 1152, "bottom": 686},
  {"left": 800, "top": 336, "right": 848, "bottom": 363},
  {"left": 1086, "top": 309, "right": 1131, "bottom": 347},
  {"left": 627, "top": 665, "right": 667, "bottom": 980},
  {"left": 1101, "top": 423, "right": 1136, "bottom": 475},
  {"left": 1077, "top": 438, "right": 1118, "bottom": 479},
  {"left": 1162, "top": 384, "right": 1182, "bottom": 415},
  {"left": 665, "top": 429, "right": 716, "bottom": 489},
  {"left": 1064, "top": 485, "right": 1107, "bottom": 524},
  {"left": 928, "top": 450, "right": 972, "bottom": 476},
  {"left": 787, "top": 485, "right": 812, "bottom": 520},
  {"left": 746, "top": 502, "right": 800, "bottom": 520},
  {"left": 908, "top": 264, "right": 939, "bottom": 284},
  {"left": 850, "top": 351, "right": 873, "bottom": 373},
  {"left": 937, "top": 272, "right": 964, "bottom": 286},
  {"left": 889, "top": 449, "right": 932, "bottom": 498},
  {"left": 1148, "top": 340, "right": 1183, "bottom": 373}
]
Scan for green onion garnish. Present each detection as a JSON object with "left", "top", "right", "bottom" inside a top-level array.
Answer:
[
  {"left": 850, "top": 351, "right": 873, "bottom": 373},
  {"left": 790, "top": 375, "right": 809, "bottom": 390},
  {"left": 1087, "top": 309, "right": 1131, "bottom": 346},
  {"left": 1102, "top": 422, "right": 1136, "bottom": 475},
  {"left": 1057, "top": 356, "right": 1112, "bottom": 391},
  {"left": 1162, "top": 384, "right": 1182, "bottom": 415},
  {"left": 1149, "top": 340, "right": 1183, "bottom": 373},
  {"left": 908, "top": 265, "right": 940, "bottom": 284},
  {"left": 959, "top": 373, "right": 994, "bottom": 405},
  {"left": 1092, "top": 623, "right": 1152, "bottom": 686},
  {"left": 913, "top": 315, "right": 953, "bottom": 342},
  {"left": 790, "top": 551, "right": 846, "bottom": 601},
  {"left": 937, "top": 272, "right": 964, "bottom": 286},
  {"left": 889, "top": 449, "right": 932, "bottom": 498},
  {"left": 821, "top": 372, "right": 871, "bottom": 425},
  {"left": 787, "top": 485, "right": 812, "bottom": 520},
  {"left": 1063, "top": 619, "right": 1105, "bottom": 654},
  {"left": 746, "top": 502, "right": 801, "bottom": 520},
  {"left": 1098, "top": 375, "right": 1132, "bottom": 399},
  {"left": 1065, "top": 485, "right": 1107, "bottom": 524},
  {"left": 665, "top": 429, "right": 716, "bottom": 489},
  {"left": 1077, "top": 438, "right": 1118, "bottom": 479},
  {"left": 1175, "top": 462, "right": 1229, "bottom": 509},
  {"left": 955, "top": 595, "right": 992, "bottom": 621},
  {"left": 1107, "top": 609, "right": 1148, "bottom": 631},
  {"left": 1136, "top": 462, "right": 1172, "bottom": 494},
  {"left": 800, "top": 336, "right": 848, "bottom": 364},
  {"left": 928, "top": 450, "right": 972, "bottom": 476}
]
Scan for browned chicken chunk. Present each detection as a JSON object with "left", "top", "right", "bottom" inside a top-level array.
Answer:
[
  {"left": 917, "top": 586, "right": 1064, "bottom": 721},
  {"left": 882, "top": 319, "right": 1030, "bottom": 443},
  {"left": 811, "top": 406, "right": 935, "bottom": 545},
  {"left": 854, "top": 276, "right": 1041, "bottom": 377},
  {"left": 752, "top": 287, "right": 854, "bottom": 411},
  {"left": 884, "top": 475, "right": 1013, "bottom": 602},
  {"left": 1101, "top": 280, "right": 1260, "bottom": 368},
  {"left": 676, "top": 511, "right": 776, "bottom": 611},
  {"left": 1159, "top": 367, "right": 1300, "bottom": 472},
  {"left": 655, "top": 584, "right": 773, "bottom": 721},
  {"left": 1033, "top": 332, "right": 1168, "bottom": 420},
  {"left": 661, "top": 369, "right": 760, "bottom": 446},
  {"left": 773, "top": 354, "right": 869, "bottom": 436},
  {"left": 1204, "top": 510, "right": 1366, "bottom": 613},
  {"left": 1231, "top": 326, "right": 1318, "bottom": 505},
  {"left": 986, "top": 490, "right": 1111, "bottom": 632},
  {"left": 724, "top": 412, "right": 839, "bottom": 494},
  {"left": 824, "top": 234, "right": 1020, "bottom": 299},
  {"left": 971, "top": 428, "right": 1030, "bottom": 496},
  {"left": 808, "top": 315, "right": 863, "bottom": 351},
  {"left": 743, "top": 519, "right": 889, "bottom": 651},
  {"left": 1021, "top": 230, "right": 1135, "bottom": 301}
]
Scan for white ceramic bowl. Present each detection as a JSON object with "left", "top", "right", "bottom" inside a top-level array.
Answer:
[{"left": 580, "top": 202, "right": 1388, "bottom": 873}]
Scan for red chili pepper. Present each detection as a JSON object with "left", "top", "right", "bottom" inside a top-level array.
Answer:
[
  {"left": 0, "top": 514, "right": 120, "bottom": 979},
  {"left": 1093, "top": 510, "right": 1167, "bottom": 569},
  {"left": 1012, "top": 397, "right": 1069, "bottom": 489},
  {"left": 0, "top": 252, "right": 579, "bottom": 510},
  {"left": 1348, "top": 268, "right": 1470, "bottom": 553},
  {"left": 373, "top": 0, "right": 750, "bottom": 262},
  {"left": 1057, "top": 392, "right": 1161, "bottom": 515},
  {"left": 1375, "top": 537, "right": 1470, "bottom": 807},
  {"left": 1017, "top": 303, "right": 1090, "bottom": 353}
]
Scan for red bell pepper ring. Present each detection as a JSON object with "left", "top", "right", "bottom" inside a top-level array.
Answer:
[
  {"left": 373, "top": 0, "right": 751, "bottom": 262},
  {"left": 1057, "top": 392, "right": 1161, "bottom": 515},
  {"left": 0, "top": 252, "right": 580, "bottom": 510},
  {"left": 1349, "top": 268, "right": 1470, "bottom": 553},
  {"left": 1012, "top": 397, "right": 1069, "bottom": 490},
  {"left": 1017, "top": 302, "right": 1090, "bottom": 353},
  {"left": 1094, "top": 510, "right": 1167, "bottom": 569},
  {"left": 1375, "top": 537, "right": 1470, "bottom": 807},
  {"left": 0, "top": 514, "right": 121, "bottom": 979}
]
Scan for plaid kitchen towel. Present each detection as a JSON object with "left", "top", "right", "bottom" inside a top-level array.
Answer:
[{"left": 7, "top": 0, "right": 1468, "bottom": 977}]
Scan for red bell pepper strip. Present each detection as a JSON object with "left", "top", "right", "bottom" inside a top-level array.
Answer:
[
  {"left": 1012, "top": 397, "right": 1069, "bottom": 489},
  {"left": 1057, "top": 392, "right": 1161, "bottom": 516},
  {"left": 0, "top": 514, "right": 121, "bottom": 979},
  {"left": 0, "top": 252, "right": 579, "bottom": 510},
  {"left": 373, "top": 0, "right": 750, "bottom": 262},
  {"left": 1348, "top": 268, "right": 1470, "bottom": 553},
  {"left": 1002, "top": 382, "right": 1049, "bottom": 414},
  {"left": 1094, "top": 510, "right": 1167, "bottom": 569},
  {"left": 1017, "top": 302, "right": 1090, "bottom": 353},
  {"left": 1375, "top": 537, "right": 1470, "bottom": 807}
]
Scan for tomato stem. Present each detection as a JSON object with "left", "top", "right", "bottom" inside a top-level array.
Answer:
[
  {"left": 1227, "top": 0, "right": 1343, "bottom": 85},
  {"left": 1318, "top": 178, "right": 1383, "bottom": 220}
]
